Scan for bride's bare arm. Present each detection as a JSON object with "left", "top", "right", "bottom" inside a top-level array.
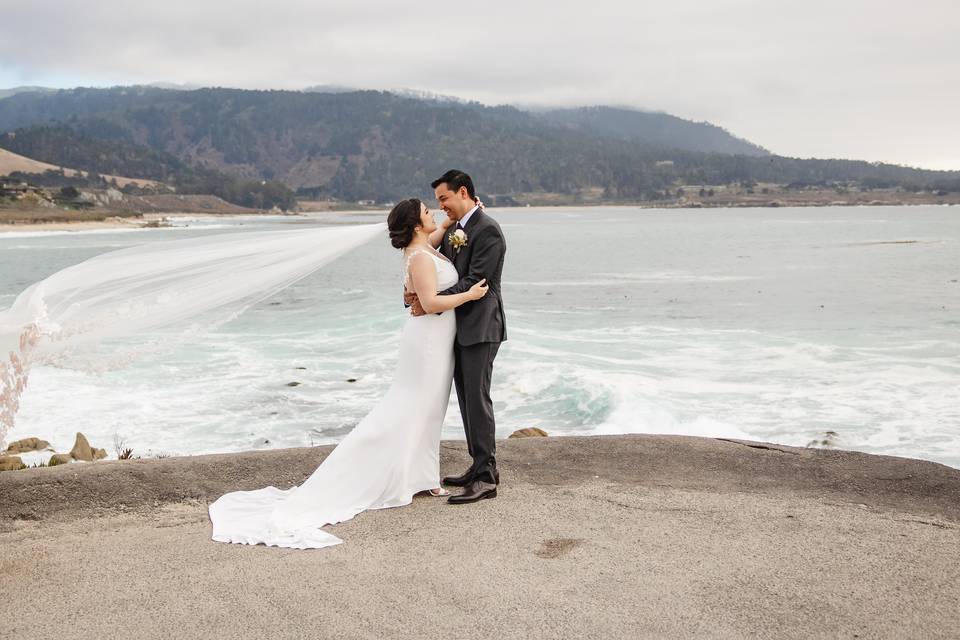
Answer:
[
  {"left": 408, "top": 253, "right": 487, "bottom": 314},
  {"left": 428, "top": 217, "right": 455, "bottom": 249}
]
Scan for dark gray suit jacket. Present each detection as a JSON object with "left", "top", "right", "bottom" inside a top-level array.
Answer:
[{"left": 440, "top": 209, "right": 507, "bottom": 346}]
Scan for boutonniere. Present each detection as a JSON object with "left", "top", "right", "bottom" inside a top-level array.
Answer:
[{"left": 448, "top": 228, "right": 468, "bottom": 253}]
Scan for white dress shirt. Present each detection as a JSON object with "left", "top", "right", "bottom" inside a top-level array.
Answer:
[{"left": 457, "top": 204, "right": 479, "bottom": 229}]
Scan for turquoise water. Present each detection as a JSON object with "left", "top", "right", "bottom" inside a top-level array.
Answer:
[{"left": 1, "top": 206, "right": 958, "bottom": 467}]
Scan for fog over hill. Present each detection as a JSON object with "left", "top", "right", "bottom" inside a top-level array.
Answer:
[{"left": 0, "top": 86, "right": 957, "bottom": 204}]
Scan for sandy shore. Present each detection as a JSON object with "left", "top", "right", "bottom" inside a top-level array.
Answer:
[
  {"left": 2, "top": 434, "right": 958, "bottom": 639},
  {"left": 0, "top": 211, "right": 308, "bottom": 234},
  {"left": 0, "top": 218, "right": 152, "bottom": 233},
  {"left": 0, "top": 213, "right": 243, "bottom": 233}
]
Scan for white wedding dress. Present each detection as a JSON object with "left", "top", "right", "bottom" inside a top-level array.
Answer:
[{"left": 208, "top": 248, "right": 459, "bottom": 549}]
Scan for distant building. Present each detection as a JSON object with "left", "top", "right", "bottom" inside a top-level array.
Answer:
[
  {"left": 0, "top": 182, "right": 40, "bottom": 197},
  {"left": 357, "top": 199, "right": 376, "bottom": 206}
]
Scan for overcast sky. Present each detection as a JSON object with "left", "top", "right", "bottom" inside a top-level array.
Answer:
[{"left": 1, "top": 0, "right": 957, "bottom": 170}]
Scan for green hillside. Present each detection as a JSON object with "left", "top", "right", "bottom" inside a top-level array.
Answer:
[{"left": 0, "top": 87, "right": 957, "bottom": 203}]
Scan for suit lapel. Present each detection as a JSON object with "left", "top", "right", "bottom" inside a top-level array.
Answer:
[
  {"left": 441, "top": 229, "right": 454, "bottom": 261},
  {"left": 454, "top": 209, "right": 483, "bottom": 272}
]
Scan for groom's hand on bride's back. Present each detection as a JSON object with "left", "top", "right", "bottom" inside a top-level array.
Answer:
[
  {"left": 404, "top": 288, "right": 427, "bottom": 316},
  {"left": 409, "top": 298, "right": 426, "bottom": 316}
]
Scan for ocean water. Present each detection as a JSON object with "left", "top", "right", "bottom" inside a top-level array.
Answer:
[{"left": 1, "top": 206, "right": 958, "bottom": 468}]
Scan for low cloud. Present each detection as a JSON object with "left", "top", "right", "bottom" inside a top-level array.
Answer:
[{"left": 0, "top": 0, "right": 957, "bottom": 169}]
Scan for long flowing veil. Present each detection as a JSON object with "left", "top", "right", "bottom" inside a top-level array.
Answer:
[{"left": 0, "top": 222, "right": 387, "bottom": 447}]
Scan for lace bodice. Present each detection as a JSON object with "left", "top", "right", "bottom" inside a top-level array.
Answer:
[{"left": 403, "top": 248, "right": 459, "bottom": 292}]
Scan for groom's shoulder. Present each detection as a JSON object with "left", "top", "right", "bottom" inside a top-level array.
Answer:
[{"left": 475, "top": 210, "right": 504, "bottom": 237}]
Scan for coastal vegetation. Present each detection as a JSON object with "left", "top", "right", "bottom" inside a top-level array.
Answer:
[
  {"left": 0, "top": 125, "right": 297, "bottom": 210},
  {"left": 0, "top": 86, "right": 958, "bottom": 209}
]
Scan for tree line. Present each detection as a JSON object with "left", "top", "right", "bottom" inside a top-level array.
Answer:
[{"left": 0, "top": 87, "right": 957, "bottom": 204}]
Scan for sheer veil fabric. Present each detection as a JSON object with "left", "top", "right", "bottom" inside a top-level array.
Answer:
[
  {"left": 0, "top": 223, "right": 386, "bottom": 448},
  {"left": 208, "top": 249, "right": 459, "bottom": 549},
  {"left": 0, "top": 221, "right": 459, "bottom": 549}
]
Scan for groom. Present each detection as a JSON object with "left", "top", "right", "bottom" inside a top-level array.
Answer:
[{"left": 408, "top": 169, "right": 507, "bottom": 504}]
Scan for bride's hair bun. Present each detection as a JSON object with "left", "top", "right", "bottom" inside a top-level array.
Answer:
[{"left": 387, "top": 198, "right": 422, "bottom": 249}]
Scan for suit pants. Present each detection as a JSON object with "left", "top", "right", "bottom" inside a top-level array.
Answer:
[{"left": 452, "top": 340, "right": 500, "bottom": 482}]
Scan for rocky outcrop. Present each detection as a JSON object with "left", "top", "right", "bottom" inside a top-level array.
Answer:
[
  {"left": 69, "top": 433, "right": 107, "bottom": 462},
  {"left": 5, "top": 437, "right": 51, "bottom": 454},
  {"left": 2, "top": 435, "right": 959, "bottom": 524},
  {"left": 2, "top": 435, "right": 960, "bottom": 640},
  {"left": 509, "top": 427, "right": 549, "bottom": 438},
  {"left": 69, "top": 433, "right": 94, "bottom": 461},
  {"left": 0, "top": 433, "right": 108, "bottom": 470},
  {"left": 0, "top": 455, "right": 25, "bottom": 471}
]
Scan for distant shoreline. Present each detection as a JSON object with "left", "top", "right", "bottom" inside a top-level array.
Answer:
[
  {"left": 0, "top": 217, "right": 153, "bottom": 233},
  {"left": 0, "top": 211, "right": 267, "bottom": 233},
  {"left": 1, "top": 197, "right": 956, "bottom": 233}
]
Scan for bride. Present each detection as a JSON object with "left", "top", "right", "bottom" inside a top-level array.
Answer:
[{"left": 207, "top": 198, "right": 488, "bottom": 549}]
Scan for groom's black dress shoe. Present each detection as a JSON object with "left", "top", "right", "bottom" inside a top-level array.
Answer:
[
  {"left": 441, "top": 469, "right": 475, "bottom": 487},
  {"left": 447, "top": 478, "right": 497, "bottom": 504},
  {"left": 442, "top": 468, "right": 500, "bottom": 487}
]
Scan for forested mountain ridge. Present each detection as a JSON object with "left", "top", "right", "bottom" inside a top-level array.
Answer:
[
  {"left": 534, "top": 106, "right": 769, "bottom": 156},
  {"left": 0, "top": 86, "right": 957, "bottom": 204}
]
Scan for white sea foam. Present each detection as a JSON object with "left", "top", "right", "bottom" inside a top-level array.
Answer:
[
  {"left": 4, "top": 205, "right": 958, "bottom": 469},
  {"left": 0, "top": 243, "right": 137, "bottom": 250},
  {"left": 0, "top": 228, "right": 146, "bottom": 239},
  {"left": 505, "top": 272, "right": 759, "bottom": 287},
  {"left": 760, "top": 219, "right": 890, "bottom": 225}
]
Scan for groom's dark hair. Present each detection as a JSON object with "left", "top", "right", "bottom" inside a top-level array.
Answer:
[{"left": 431, "top": 169, "right": 475, "bottom": 199}]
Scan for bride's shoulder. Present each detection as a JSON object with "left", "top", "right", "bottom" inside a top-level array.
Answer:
[
  {"left": 404, "top": 247, "right": 432, "bottom": 261},
  {"left": 404, "top": 248, "right": 438, "bottom": 270}
]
